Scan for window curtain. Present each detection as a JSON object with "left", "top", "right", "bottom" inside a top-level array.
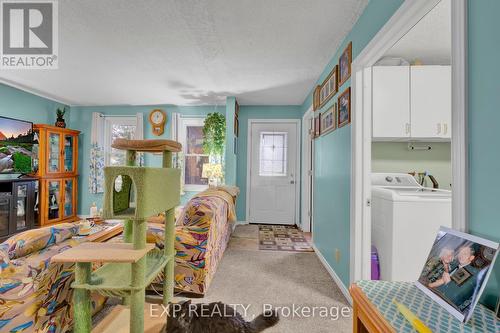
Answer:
[
  {"left": 89, "top": 112, "right": 105, "bottom": 194},
  {"left": 171, "top": 113, "right": 185, "bottom": 195}
]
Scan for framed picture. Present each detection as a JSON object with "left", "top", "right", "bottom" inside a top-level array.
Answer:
[
  {"left": 313, "top": 114, "right": 321, "bottom": 138},
  {"left": 313, "top": 85, "right": 321, "bottom": 111},
  {"left": 338, "top": 42, "right": 352, "bottom": 86},
  {"left": 320, "top": 103, "right": 337, "bottom": 135},
  {"left": 337, "top": 87, "right": 351, "bottom": 128},
  {"left": 416, "top": 227, "right": 499, "bottom": 323},
  {"left": 234, "top": 101, "right": 240, "bottom": 137},
  {"left": 319, "top": 65, "right": 338, "bottom": 108}
]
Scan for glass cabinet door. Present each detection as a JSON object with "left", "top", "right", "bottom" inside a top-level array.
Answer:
[
  {"left": 64, "top": 135, "right": 75, "bottom": 173},
  {"left": 13, "top": 183, "right": 29, "bottom": 232},
  {"left": 0, "top": 194, "right": 10, "bottom": 238},
  {"left": 47, "top": 180, "right": 61, "bottom": 221},
  {"left": 63, "top": 178, "right": 74, "bottom": 218},
  {"left": 48, "top": 132, "right": 62, "bottom": 173}
]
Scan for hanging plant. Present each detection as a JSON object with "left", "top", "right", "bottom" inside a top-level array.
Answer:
[{"left": 202, "top": 113, "right": 226, "bottom": 158}]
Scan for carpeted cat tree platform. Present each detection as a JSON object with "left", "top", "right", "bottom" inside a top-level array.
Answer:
[{"left": 53, "top": 139, "right": 181, "bottom": 333}]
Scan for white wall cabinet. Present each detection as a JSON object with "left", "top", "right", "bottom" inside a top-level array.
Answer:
[
  {"left": 372, "top": 65, "right": 451, "bottom": 140},
  {"left": 372, "top": 66, "right": 410, "bottom": 138},
  {"left": 410, "top": 66, "right": 451, "bottom": 139}
]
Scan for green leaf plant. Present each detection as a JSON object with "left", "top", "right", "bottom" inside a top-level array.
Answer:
[{"left": 202, "top": 112, "right": 226, "bottom": 162}]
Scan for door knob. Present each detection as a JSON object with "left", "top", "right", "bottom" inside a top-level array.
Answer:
[{"left": 290, "top": 180, "right": 295, "bottom": 184}]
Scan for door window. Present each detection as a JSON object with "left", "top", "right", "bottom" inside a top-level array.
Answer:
[{"left": 259, "top": 132, "right": 287, "bottom": 177}]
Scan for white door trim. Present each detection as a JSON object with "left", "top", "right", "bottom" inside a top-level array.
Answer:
[
  {"left": 350, "top": 0, "right": 468, "bottom": 283},
  {"left": 301, "top": 107, "right": 314, "bottom": 232},
  {"left": 246, "top": 119, "right": 301, "bottom": 225}
]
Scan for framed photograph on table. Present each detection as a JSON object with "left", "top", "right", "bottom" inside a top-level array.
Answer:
[
  {"left": 320, "top": 103, "right": 337, "bottom": 135},
  {"left": 338, "top": 42, "right": 352, "bottom": 86},
  {"left": 337, "top": 87, "right": 351, "bottom": 128},
  {"left": 416, "top": 227, "right": 499, "bottom": 323}
]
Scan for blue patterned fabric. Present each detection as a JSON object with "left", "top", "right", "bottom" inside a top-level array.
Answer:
[{"left": 356, "top": 281, "right": 499, "bottom": 333}]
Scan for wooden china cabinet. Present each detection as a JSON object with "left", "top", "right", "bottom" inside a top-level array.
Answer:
[{"left": 33, "top": 124, "right": 80, "bottom": 225}]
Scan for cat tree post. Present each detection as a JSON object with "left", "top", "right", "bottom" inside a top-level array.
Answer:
[
  {"left": 162, "top": 150, "right": 175, "bottom": 304},
  {"left": 73, "top": 262, "right": 92, "bottom": 333},
  {"left": 123, "top": 150, "right": 137, "bottom": 243}
]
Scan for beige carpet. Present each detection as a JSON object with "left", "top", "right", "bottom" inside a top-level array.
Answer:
[
  {"left": 94, "top": 224, "right": 352, "bottom": 332},
  {"left": 199, "top": 224, "right": 353, "bottom": 332}
]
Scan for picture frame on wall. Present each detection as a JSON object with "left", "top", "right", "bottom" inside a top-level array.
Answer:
[
  {"left": 314, "top": 113, "right": 321, "bottom": 138},
  {"left": 318, "top": 65, "right": 338, "bottom": 108},
  {"left": 338, "top": 42, "right": 352, "bottom": 86},
  {"left": 338, "top": 87, "right": 351, "bottom": 128},
  {"left": 313, "top": 85, "right": 321, "bottom": 111},
  {"left": 234, "top": 101, "right": 240, "bottom": 137},
  {"left": 320, "top": 103, "right": 337, "bottom": 135}
]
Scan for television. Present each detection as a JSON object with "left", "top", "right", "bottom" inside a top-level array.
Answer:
[{"left": 0, "top": 116, "right": 34, "bottom": 174}]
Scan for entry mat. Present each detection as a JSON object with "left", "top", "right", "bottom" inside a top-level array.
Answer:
[{"left": 258, "top": 225, "right": 314, "bottom": 252}]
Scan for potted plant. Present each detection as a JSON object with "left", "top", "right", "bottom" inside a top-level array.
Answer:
[
  {"left": 202, "top": 112, "right": 226, "bottom": 186},
  {"left": 202, "top": 112, "right": 226, "bottom": 162},
  {"left": 55, "top": 106, "right": 67, "bottom": 128}
]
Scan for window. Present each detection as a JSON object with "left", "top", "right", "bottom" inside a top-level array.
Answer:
[
  {"left": 179, "top": 118, "right": 209, "bottom": 191},
  {"left": 259, "top": 132, "right": 287, "bottom": 176},
  {"left": 104, "top": 117, "right": 137, "bottom": 166}
]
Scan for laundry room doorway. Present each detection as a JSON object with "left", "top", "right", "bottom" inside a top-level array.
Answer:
[{"left": 350, "top": 0, "right": 468, "bottom": 283}]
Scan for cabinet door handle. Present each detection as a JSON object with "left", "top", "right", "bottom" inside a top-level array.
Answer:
[
  {"left": 443, "top": 123, "right": 448, "bottom": 135},
  {"left": 405, "top": 123, "right": 410, "bottom": 135},
  {"left": 437, "top": 123, "right": 442, "bottom": 135}
]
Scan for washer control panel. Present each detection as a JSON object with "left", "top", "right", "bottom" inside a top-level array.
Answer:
[{"left": 372, "top": 173, "right": 420, "bottom": 187}]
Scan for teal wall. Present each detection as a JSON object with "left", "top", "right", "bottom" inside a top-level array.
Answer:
[
  {"left": 304, "top": 0, "right": 500, "bottom": 310},
  {"left": 0, "top": 83, "right": 66, "bottom": 127},
  {"left": 69, "top": 104, "right": 224, "bottom": 215},
  {"left": 235, "top": 105, "right": 302, "bottom": 221},
  {"left": 225, "top": 97, "right": 237, "bottom": 186},
  {"left": 302, "top": 0, "right": 405, "bottom": 287},
  {"left": 0, "top": 83, "right": 68, "bottom": 180},
  {"left": 468, "top": 0, "right": 500, "bottom": 309}
]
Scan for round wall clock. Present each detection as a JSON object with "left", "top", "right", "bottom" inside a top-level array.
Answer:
[{"left": 149, "top": 109, "right": 167, "bottom": 136}]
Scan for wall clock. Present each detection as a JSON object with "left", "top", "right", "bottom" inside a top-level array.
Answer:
[{"left": 149, "top": 109, "right": 167, "bottom": 136}]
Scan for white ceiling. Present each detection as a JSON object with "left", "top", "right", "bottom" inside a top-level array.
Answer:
[
  {"left": 0, "top": 0, "right": 368, "bottom": 106},
  {"left": 384, "top": 0, "right": 451, "bottom": 65}
]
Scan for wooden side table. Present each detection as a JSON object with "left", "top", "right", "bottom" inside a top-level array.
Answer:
[
  {"left": 350, "top": 284, "right": 395, "bottom": 333},
  {"left": 350, "top": 281, "right": 499, "bottom": 333}
]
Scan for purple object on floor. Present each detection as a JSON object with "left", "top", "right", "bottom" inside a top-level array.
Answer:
[{"left": 371, "top": 245, "right": 380, "bottom": 280}]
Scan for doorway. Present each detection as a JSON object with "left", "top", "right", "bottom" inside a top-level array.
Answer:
[
  {"left": 350, "top": 0, "right": 467, "bottom": 282},
  {"left": 246, "top": 119, "right": 300, "bottom": 225}
]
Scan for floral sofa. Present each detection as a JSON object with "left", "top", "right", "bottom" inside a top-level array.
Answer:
[
  {"left": 148, "top": 186, "right": 239, "bottom": 295},
  {"left": 0, "top": 224, "right": 106, "bottom": 333}
]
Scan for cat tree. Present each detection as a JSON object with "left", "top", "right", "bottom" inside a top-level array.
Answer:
[{"left": 53, "top": 139, "right": 181, "bottom": 333}]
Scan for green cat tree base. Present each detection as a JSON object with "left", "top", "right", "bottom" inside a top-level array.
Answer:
[{"left": 53, "top": 139, "right": 181, "bottom": 333}]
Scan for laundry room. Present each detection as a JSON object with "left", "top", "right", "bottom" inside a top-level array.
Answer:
[{"left": 369, "top": 0, "right": 454, "bottom": 281}]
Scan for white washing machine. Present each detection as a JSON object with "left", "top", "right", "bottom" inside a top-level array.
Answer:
[{"left": 371, "top": 173, "right": 452, "bottom": 281}]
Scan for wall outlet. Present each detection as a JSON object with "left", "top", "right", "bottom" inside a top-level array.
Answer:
[{"left": 335, "top": 248, "right": 341, "bottom": 263}]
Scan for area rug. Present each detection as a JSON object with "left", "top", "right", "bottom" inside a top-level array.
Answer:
[{"left": 258, "top": 225, "right": 314, "bottom": 252}]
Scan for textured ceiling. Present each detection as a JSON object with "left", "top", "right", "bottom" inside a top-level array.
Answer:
[
  {"left": 0, "top": 0, "right": 368, "bottom": 106},
  {"left": 385, "top": 0, "right": 451, "bottom": 65}
]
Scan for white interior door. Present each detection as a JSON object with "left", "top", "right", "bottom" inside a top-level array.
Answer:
[{"left": 248, "top": 120, "right": 299, "bottom": 225}]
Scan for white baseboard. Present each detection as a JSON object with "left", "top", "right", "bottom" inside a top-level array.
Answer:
[
  {"left": 312, "top": 244, "right": 353, "bottom": 305},
  {"left": 236, "top": 220, "right": 249, "bottom": 225}
]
